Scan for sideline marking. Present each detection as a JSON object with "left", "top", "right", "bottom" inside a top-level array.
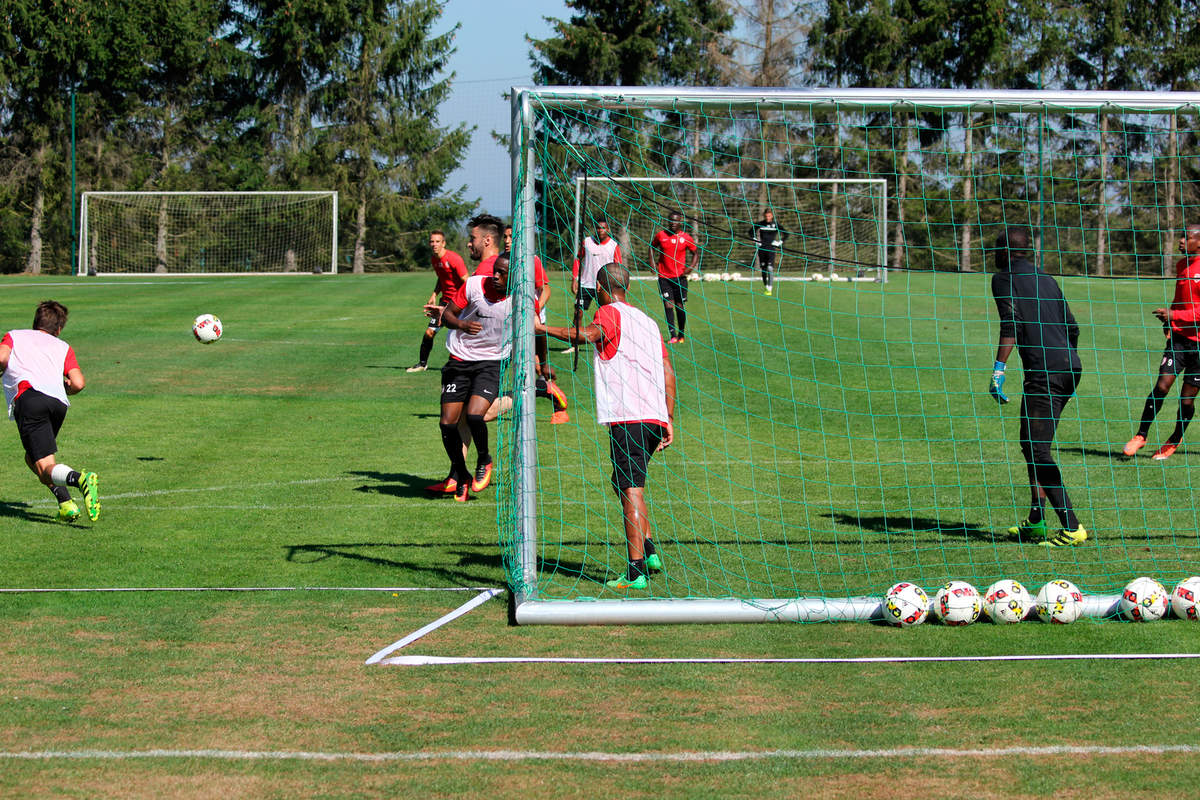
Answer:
[
  {"left": 1, "top": 744, "right": 1197, "bottom": 763},
  {"left": 379, "top": 652, "right": 1200, "bottom": 667},
  {"left": 365, "top": 588, "right": 504, "bottom": 664},
  {"left": 0, "top": 586, "right": 492, "bottom": 594}
]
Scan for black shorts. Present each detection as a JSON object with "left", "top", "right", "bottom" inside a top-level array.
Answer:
[
  {"left": 658, "top": 276, "right": 688, "bottom": 306},
  {"left": 1158, "top": 332, "right": 1200, "bottom": 387},
  {"left": 12, "top": 389, "right": 68, "bottom": 462},
  {"left": 609, "top": 421, "right": 665, "bottom": 490},
  {"left": 757, "top": 251, "right": 776, "bottom": 271},
  {"left": 425, "top": 314, "right": 443, "bottom": 333},
  {"left": 579, "top": 287, "right": 598, "bottom": 311},
  {"left": 441, "top": 359, "right": 502, "bottom": 404}
]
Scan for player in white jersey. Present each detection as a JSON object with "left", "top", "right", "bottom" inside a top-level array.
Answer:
[
  {"left": 571, "top": 220, "right": 622, "bottom": 312},
  {"left": 536, "top": 263, "right": 677, "bottom": 590},
  {"left": 0, "top": 301, "right": 100, "bottom": 522},
  {"left": 431, "top": 254, "right": 514, "bottom": 501}
]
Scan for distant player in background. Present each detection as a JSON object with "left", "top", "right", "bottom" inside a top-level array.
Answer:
[
  {"left": 505, "top": 224, "right": 568, "bottom": 424},
  {"left": 466, "top": 214, "right": 504, "bottom": 277},
  {"left": 429, "top": 254, "right": 514, "bottom": 501},
  {"left": 750, "top": 209, "right": 785, "bottom": 296},
  {"left": 1123, "top": 224, "right": 1200, "bottom": 461},
  {"left": 988, "top": 227, "right": 1087, "bottom": 548},
  {"left": 407, "top": 230, "right": 467, "bottom": 373},
  {"left": 536, "top": 263, "right": 676, "bottom": 590},
  {"left": 1, "top": 301, "right": 100, "bottom": 522},
  {"left": 567, "top": 220, "right": 621, "bottom": 355},
  {"left": 650, "top": 211, "right": 699, "bottom": 343}
]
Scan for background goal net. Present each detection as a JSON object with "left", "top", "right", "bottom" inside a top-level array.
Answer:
[
  {"left": 501, "top": 87, "right": 1200, "bottom": 624},
  {"left": 78, "top": 191, "right": 338, "bottom": 275}
]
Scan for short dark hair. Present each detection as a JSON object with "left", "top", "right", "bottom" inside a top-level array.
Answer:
[
  {"left": 33, "top": 300, "right": 68, "bottom": 334},
  {"left": 669, "top": 210, "right": 683, "bottom": 221},
  {"left": 468, "top": 214, "right": 504, "bottom": 242},
  {"left": 996, "top": 226, "right": 1032, "bottom": 259},
  {"left": 430, "top": 229, "right": 445, "bottom": 238},
  {"left": 597, "top": 262, "right": 629, "bottom": 294}
]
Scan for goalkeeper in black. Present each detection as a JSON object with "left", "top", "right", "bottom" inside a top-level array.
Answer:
[
  {"left": 750, "top": 210, "right": 785, "bottom": 296},
  {"left": 988, "top": 226, "right": 1087, "bottom": 547}
]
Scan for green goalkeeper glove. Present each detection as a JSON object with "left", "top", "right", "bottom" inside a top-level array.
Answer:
[{"left": 988, "top": 360, "right": 1009, "bottom": 405}]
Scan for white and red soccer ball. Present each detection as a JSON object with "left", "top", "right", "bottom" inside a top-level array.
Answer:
[
  {"left": 1171, "top": 576, "right": 1200, "bottom": 620},
  {"left": 933, "top": 580, "right": 981, "bottom": 626},
  {"left": 1036, "top": 579, "right": 1084, "bottom": 624},
  {"left": 1118, "top": 577, "right": 1169, "bottom": 622},
  {"left": 192, "top": 314, "right": 222, "bottom": 343},
  {"left": 983, "top": 579, "right": 1033, "bottom": 624},
  {"left": 884, "top": 582, "right": 929, "bottom": 627}
]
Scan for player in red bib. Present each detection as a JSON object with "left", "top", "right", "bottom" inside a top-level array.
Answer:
[
  {"left": 649, "top": 211, "right": 699, "bottom": 343},
  {"left": 1124, "top": 223, "right": 1200, "bottom": 460},
  {"left": 1, "top": 301, "right": 100, "bottom": 522},
  {"left": 407, "top": 230, "right": 468, "bottom": 373}
]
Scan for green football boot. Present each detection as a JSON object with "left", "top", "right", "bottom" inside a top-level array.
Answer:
[
  {"left": 57, "top": 500, "right": 81, "bottom": 523},
  {"left": 79, "top": 471, "right": 100, "bottom": 521}
]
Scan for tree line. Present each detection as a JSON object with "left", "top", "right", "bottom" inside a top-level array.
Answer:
[{"left": 5, "top": 1, "right": 1200, "bottom": 274}]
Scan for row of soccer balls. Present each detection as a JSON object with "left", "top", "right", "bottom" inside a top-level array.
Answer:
[{"left": 885, "top": 576, "right": 1200, "bottom": 626}]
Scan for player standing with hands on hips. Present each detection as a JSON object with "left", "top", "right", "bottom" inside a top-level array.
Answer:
[
  {"left": 1, "top": 301, "right": 100, "bottom": 522},
  {"left": 988, "top": 227, "right": 1087, "bottom": 547},
  {"left": 1122, "top": 223, "right": 1200, "bottom": 460},
  {"left": 537, "top": 263, "right": 676, "bottom": 590},
  {"left": 650, "top": 211, "right": 700, "bottom": 343}
]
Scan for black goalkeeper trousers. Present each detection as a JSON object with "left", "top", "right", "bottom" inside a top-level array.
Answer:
[{"left": 1018, "top": 369, "right": 1082, "bottom": 528}]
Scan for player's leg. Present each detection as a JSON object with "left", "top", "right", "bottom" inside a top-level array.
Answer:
[
  {"left": 674, "top": 279, "right": 688, "bottom": 340},
  {"left": 408, "top": 317, "right": 439, "bottom": 372},
  {"left": 1153, "top": 348, "right": 1200, "bottom": 459},
  {"left": 466, "top": 360, "right": 501, "bottom": 492},
  {"left": 760, "top": 252, "right": 775, "bottom": 295},
  {"left": 606, "top": 423, "right": 664, "bottom": 589},
  {"left": 658, "top": 277, "right": 678, "bottom": 342},
  {"left": 1029, "top": 374, "right": 1087, "bottom": 546},
  {"left": 1128, "top": 339, "right": 1184, "bottom": 454},
  {"left": 435, "top": 363, "right": 472, "bottom": 497},
  {"left": 15, "top": 390, "right": 94, "bottom": 521},
  {"left": 1011, "top": 396, "right": 1047, "bottom": 538}
]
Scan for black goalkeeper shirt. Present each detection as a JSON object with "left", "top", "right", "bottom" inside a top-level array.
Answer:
[
  {"left": 750, "top": 221, "right": 784, "bottom": 252},
  {"left": 991, "top": 256, "right": 1081, "bottom": 377}
]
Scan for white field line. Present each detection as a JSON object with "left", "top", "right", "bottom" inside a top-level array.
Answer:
[
  {"left": 0, "top": 586, "right": 499, "bottom": 594},
  {"left": 365, "top": 588, "right": 504, "bottom": 665},
  {"left": 0, "top": 744, "right": 1196, "bottom": 763},
  {"left": 380, "top": 652, "right": 1200, "bottom": 667}
]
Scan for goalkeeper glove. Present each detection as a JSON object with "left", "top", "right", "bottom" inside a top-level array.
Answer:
[{"left": 988, "top": 360, "right": 1009, "bottom": 405}]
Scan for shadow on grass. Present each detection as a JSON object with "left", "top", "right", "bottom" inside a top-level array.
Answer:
[
  {"left": 823, "top": 512, "right": 1028, "bottom": 544},
  {"left": 0, "top": 500, "right": 60, "bottom": 525},
  {"left": 283, "top": 540, "right": 505, "bottom": 587},
  {"left": 346, "top": 469, "right": 449, "bottom": 499}
]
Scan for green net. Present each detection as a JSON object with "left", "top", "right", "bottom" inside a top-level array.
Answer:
[{"left": 498, "top": 88, "right": 1200, "bottom": 620}]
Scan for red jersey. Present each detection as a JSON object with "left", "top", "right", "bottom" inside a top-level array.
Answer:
[
  {"left": 432, "top": 250, "right": 468, "bottom": 304},
  {"left": 1169, "top": 254, "right": 1200, "bottom": 341},
  {"left": 472, "top": 254, "right": 499, "bottom": 277},
  {"left": 652, "top": 230, "right": 697, "bottom": 278}
]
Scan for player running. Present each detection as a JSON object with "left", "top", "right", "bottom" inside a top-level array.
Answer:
[
  {"left": 650, "top": 211, "right": 700, "bottom": 343},
  {"left": 407, "top": 230, "right": 468, "bottom": 373},
  {"left": 536, "top": 263, "right": 676, "bottom": 590},
  {"left": 430, "top": 254, "right": 515, "bottom": 501},
  {"left": 1, "top": 301, "right": 100, "bottom": 522},
  {"left": 988, "top": 227, "right": 1086, "bottom": 547},
  {"left": 1123, "top": 224, "right": 1200, "bottom": 460},
  {"left": 750, "top": 209, "right": 785, "bottom": 296}
]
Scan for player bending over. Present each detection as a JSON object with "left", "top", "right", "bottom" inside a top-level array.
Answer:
[
  {"left": 650, "top": 211, "right": 699, "bottom": 343},
  {"left": 536, "top": 263, "right": 676, "bottom": 590},
  {"left": 407, "top": 230, "right": 468, "bottom": 372},
  {"left": 1, "top": 301, "right": 100, "bottom": 522},
  {"left": 988, "top": 227, "right": 1086, "bottom": 547},
  {"left": 431, "top": 254, "right": 514, "bottom": 501},
  {"left": 1123, "top": 224, "right": 1200, "bottom": 460}
]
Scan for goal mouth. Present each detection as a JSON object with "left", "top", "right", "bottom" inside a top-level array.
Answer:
[{"left": 78, "top": 191, "right": 338, "bottom": 276}]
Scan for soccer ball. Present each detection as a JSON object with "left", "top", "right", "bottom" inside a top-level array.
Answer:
[
  {"left": 720, "top": 272, "right": 732, "bottom": 281},
  {"left": 192, "top": 314, "right": 222, "bottom": 343},
  {"left": 933, "top": 580, "right": 981, "bottom": 626},
  {"left": 1035, "top": 579, "right": 1084, "bottom": 624},
  {"left": 1170, "top": 576, "right": 1200, "bottom": 620},
  {"left": 884, "top": 582, "right": 929, "bottom": 627},
  {"left": 729, "top": 272, "right": 742, "bottom": 281},
  {"left": 1118, "top": 577, "right": 1169, "bottom": 622},
  {"left": 983, "top": 579, "right": 1033, "bottom": 624}
]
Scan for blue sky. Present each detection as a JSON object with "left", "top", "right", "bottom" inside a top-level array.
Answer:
[{"left": 435, "top": 0, "right": 567, "bottom": 217}]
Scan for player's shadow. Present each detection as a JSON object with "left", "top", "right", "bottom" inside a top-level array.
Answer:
[
  {"left": 824, "top": 512, "right": 1023, "bottom": 543},
  {"left": 283, "top": 541, "right": 503, "bottom": 587},
  {"left": 0, "top": 501, "right": 58, "bottom": 525},
  {"left": 346, "top": 469, "right": 443, "bottom": 499},
  {"left": 1066, "top": 445, "right": 1149, "bottom": 461}
]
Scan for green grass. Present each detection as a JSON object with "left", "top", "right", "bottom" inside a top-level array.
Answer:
[{"left": 0, "top": 272, "right": 1198, "bottom": 798}]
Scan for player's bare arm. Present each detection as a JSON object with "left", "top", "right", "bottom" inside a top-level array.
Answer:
[
  {"left": 535, "top": 319, "right": 603, "bottom": 346},
  {"left": 659, "top": 350, "right": 676, "bottom": 450},
  {"left": 65, "top": 367, "right": 85, "bottom": 395},
  {"left": 440, "top": 302, "right": 482, "bottom": 335},
  {"left": 0, "top": 343, "right": 9, "bottom": 371}
]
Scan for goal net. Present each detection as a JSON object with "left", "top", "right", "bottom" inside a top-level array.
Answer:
[
  {"left": 78, "top": 191, "right": 338, "bottom": 275},
  {"left": 575, "top": 177, "right": 887, "bottom": 283},
  {"left": 501, "top": 87, "right": 1200, "bottom": 624}
]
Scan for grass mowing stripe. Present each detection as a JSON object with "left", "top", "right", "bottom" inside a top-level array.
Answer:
[{"left": 2, "top": 744, "right": 1197, "bottom": 762}]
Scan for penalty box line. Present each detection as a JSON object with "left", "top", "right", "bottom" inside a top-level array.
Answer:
[
  {"left": 2, "top": 744, "right": 1198, "bottom": 763},
  {"left": 380, "top": 652, "right": 1200, "bottom": 667},
  {"left": 0, "top": 586, "right": 498, "bottom": 594}
]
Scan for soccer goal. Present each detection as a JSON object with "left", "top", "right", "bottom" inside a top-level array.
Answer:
[
  {"left": 572, "top": 177, "right": 888, "bottom": 283},
  {"left": 78, "top": 191, "right": 338, "bottom": 275},
  {"left": 502, "top": 86, "right": 1200, "bottom": 625}
]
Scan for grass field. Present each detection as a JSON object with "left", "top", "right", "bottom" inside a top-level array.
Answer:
[{"left": 1, "top": 271, "right": 1199, "bottom": 798}]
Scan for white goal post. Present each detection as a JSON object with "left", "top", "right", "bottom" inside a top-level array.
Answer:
[
  {"left": 78, "top": 191, "right": 338, "bottom": 276},
  {"left": 572, "top": 176, "right": 889, "bottom": 283}
]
